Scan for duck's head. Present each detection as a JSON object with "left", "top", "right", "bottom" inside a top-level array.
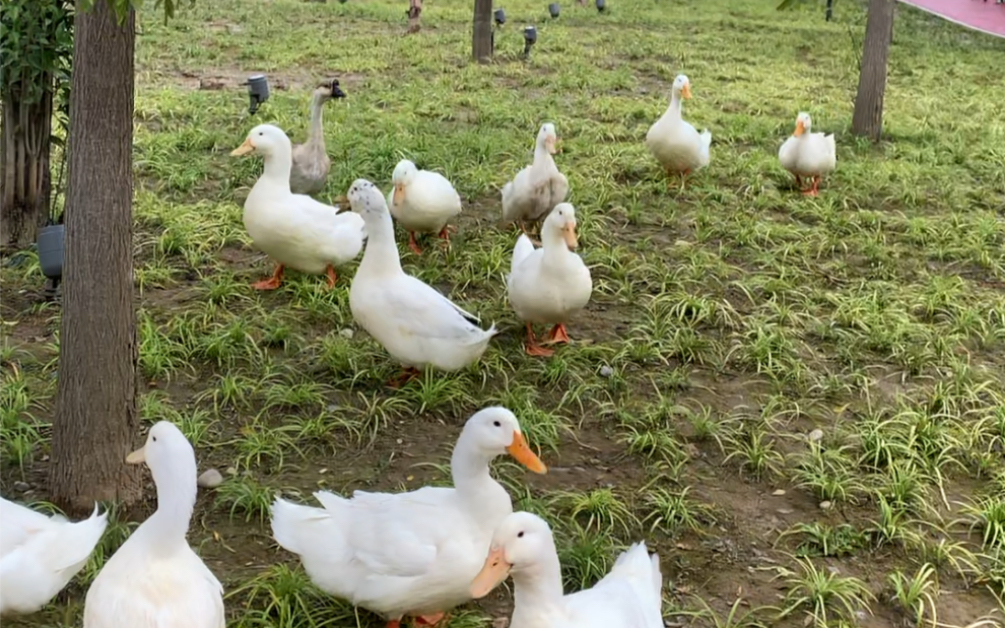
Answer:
[
  {"left": 460, "top": 406, "right": 547, "bottom": 474},
  {"left": 470, "top": 511, "right": 554, "bottom": 598},
  {"left": 537, "top": 123, "right": 561, "bottom": 155},
  {"left": 543, "top": 202, "right": 578, "bottom": 250},
  {"left": 794, "top": 112, "right": 812, "bottom": 137},
  {"left": 347, "top": 178, "right": 388, "bottom": 221},
  {"left": 126, "top": 420, "right": 197, "bottom": 489},
  {"left": 230, "top": 124, "right": 292, "bottom": 158},
  {"left": 672, "top": 74, "right": 692, "bottom": 100},
  {"left": 390, "top": 159, "right": 419, "bottom": 205},
  {"left": 315, "top": 77, "right": 347, "bottom": 101}
]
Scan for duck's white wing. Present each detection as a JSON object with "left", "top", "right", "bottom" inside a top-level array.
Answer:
[
  {"left": 0, "top": 498, "right": 50, "bottom": 557},
  {"left": 509, "top": 234, "right": 537, "bottom": 279},
  {"left": 384, "top": 275, "right": 489, "bottom": 339},
  {"left": 336, "top": 486, "right": 457, "bottom": 577}
]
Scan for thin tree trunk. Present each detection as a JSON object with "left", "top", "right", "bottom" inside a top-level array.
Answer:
[
  {"left": 0, "top": 81, "right": 53, "bottom": 251},
  {"left": 472, "top": 0, "right": 494, "bottom": 62},
  {"left": 50, "top": 0, "right": 141, "bottom": 515},
  {"left": 851, "top": 0, "right": 895, "bottom": 141}
]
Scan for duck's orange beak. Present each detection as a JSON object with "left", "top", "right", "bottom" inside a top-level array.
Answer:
[
  {"left": 470, "top": 546, "right": 511, "bottom": 599},
  {"left": 392, "top": 183, "right": 405, "bottom": 205},
  {"left": 794, "top": 120, "right": 805, "bottom": 137},
  {"left": 562, "top": 221, "right": 578, "bottom": 250},
  {"left": 230, "top": 138, "right": 255, "bottom": 156},
  {"left": 681, "top": 83, "right": 693, "bottom": 99},
  {"left": 506, "top": 431, "right": 547, "bottom": 474}
]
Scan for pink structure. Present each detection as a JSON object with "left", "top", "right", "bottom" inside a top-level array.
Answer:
[{"left": 898, "top": 0, "right": 1005, "bottom": 38}]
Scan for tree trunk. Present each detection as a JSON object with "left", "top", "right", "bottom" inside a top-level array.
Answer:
[
  {"left": 851, "top": 0, "right": 895, "bottom": 141},
  {"left": 0, "top": 80, "right": 53, "bottom": 251},
  {"left": 472, "top": 0, "right": 494, "bottom": 62},
  {"left": 50, "top": 0, "right": 141, "bottom": 515}
]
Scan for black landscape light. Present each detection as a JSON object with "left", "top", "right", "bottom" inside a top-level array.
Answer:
[
  {"left": 245, "top": 74, "right": 270, "bottom": 115},
  {"left": 548, "top": 2, "right": 560, "bottom": 18},
  {"left": 523, "top": 25, "right": 537, "bottom": 58},
  {"left": 595, "top": 0, "right": 605, "bottom": 12},
  {"left": 494, "top": 8, "right": 506, "bottom": 25}
]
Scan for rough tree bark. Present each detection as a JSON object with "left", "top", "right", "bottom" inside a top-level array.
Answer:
[
  {"left": 472, "top": 0, "right": 493, "bottom": 62},
  {"left": 50, "top": 0, "right": 141, "bottom": 514},
  {"left": 0, "top": 76, "right": 53, "bottom": 251},
  {"left": 851, "top": 0, "right": 895, "bottom": 141}
]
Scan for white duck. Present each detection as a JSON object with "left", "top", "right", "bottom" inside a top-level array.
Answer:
[
  {"left": 386, "top": 159, "right": 462, "bottom": 256},
  {"left": 83, "top": 421, "right": 225, "bottom": 628},
  {"left": 501, "top": 123, "right": 569, "bottom": 237},
  {"left": 470, "top": 512, "right": 664, "bottom": 628},
  {"left": 645, "top": 74, "right": 712, "bottom": 186},
  {"left": 507, "top": 203, "right": 592, "bottom": 357},
  {"left": 231, "top": 124, "right": 366, "bottom": 290},
  {"left": 271, "top": 407, "right": 548, "bottom": 628},
  {"left": 0, "top": 496, "right": 107, "bottom": 615},
  {"left": 778, "top": 112, "right": 836, "bottom": 196},
  {"left": 347, "top": 178, "right": 497, "bottom": 385}
]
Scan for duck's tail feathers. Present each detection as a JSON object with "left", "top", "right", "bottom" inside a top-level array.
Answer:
[
  {"left": 510, "top": 234, "right": 536, "bottom": 277},
  {"left": 611, "top": 541, "right": 663, "bottom": 602},
  {"left": 271, "top": 495, "right": 346, "bottom": 558}
]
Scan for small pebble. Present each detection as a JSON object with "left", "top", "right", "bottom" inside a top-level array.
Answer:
[
  {"left": 772, "top": 489, "right": 786, "bottom": 496},
  {"left": 599, "top": 365, "right": 614, "bottom": 377},
  {"left": 339, "top": 328, "right": 354, "bottom": 339},
  {"left": 13, "top": 481, "right": 30, "bottom": 493},
  {"left": 808, "top": 428, "right": 824, "bottom": 442},
  {"left": 198, "top": 468, "right": 224, "bottom": 489},
  {"left": 777, "top": 508, "right": 794, "bottom": 515},
  {"left": 819, "top": 500, "right": 833, "bottom": 510},
  {"left": 226, "top": 466, "right": 238, "bottom": 476}
]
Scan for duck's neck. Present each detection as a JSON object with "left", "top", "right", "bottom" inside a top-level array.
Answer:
[
  {"left": 511, "top": 549, "right": 566, "bottom": 615},
  {"left": 450, "top": 432, "right": 495, "bottom": 496},
  {"left": 307, "top": 91, "right": 327, "bottom": 147},
  {"left": 143, "top": 464, "right": 197, "bottom": 553},
  {"left": 533, "top": 143, "right": 555, "bottom": 169},
  {"left": 541, "top": 226, "right": 570, "bottom": 268},
  {"left": 668, "top": 90, "right": 682, "bottom": 120},
  {"left": 262, "top": 145, "right": 294, "bottom": 192},
  {"left": 359, "top": 212, "right": 403, "bottom": 276}
]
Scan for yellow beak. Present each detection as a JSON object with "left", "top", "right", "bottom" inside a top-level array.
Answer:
[
  {"left": 230, "top": 138, "right": 255, "bottom": 156},
  {"left": 506, "top": 431, "right": 547, "bottom": 474},
  {"left": 392, "top": 183, "right": 405, "bottom": 206},
  {"left": 470, "top": 546, "right": 511, "bottom": 598},
  {"left": 794, "top": 120, "right": 805, "bottom": 137},
  {"left": 681, "top": 83, "right": 692, "bottom": 99},
  {"left": 544, "top": 136, "right": 560, "bottom": 155},
  {"left": 125, "top": 446, "right": 146, "bottom": 464},
  {"left": 562, "top": 222, "right": 578, "bottom": 250}
]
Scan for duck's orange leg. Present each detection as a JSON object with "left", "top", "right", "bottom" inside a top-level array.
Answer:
[
  {"left": 801, "top": 175, "right": 821, "bottom": 197},
  {"left": 525, "top": 323, "right": 555, "bottom": 357},
  {"left": 407, "top": 232, "right": 424, "bottom": 256},
  {"left": 251, "top": 263, "right": 284, "bottom": 290},
  {"left": 388, "top": 366, "right": 421, "bottom": 388},
  {"left": 544, "top": 323, "right": 571, "bottom": 345},
  {"left": 436, "top": 225, "right": 456, "bottom": 248},
  {"left": 325, "top": 265, "right": 338, "bottom": 289}
]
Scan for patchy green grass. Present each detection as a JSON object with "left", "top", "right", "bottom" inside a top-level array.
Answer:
[{"left": 2, "top": 0, "right": 1005, "bottom": 626}]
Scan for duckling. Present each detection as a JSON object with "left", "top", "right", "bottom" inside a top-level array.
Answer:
[
  {"left": 645, "top": 74, "right": 712, "bottom": 187},
  {"left": 777, "top": 112, "right": 836, "bottom": 196},
  {"left": 501, "top": 123, "right": 569, "bottom": 238},
  {"left": 386, "top": 159, "right": 462, "bottom": 256},
  {"left": 290, "top": 78, "right": 347, "bottom": 196}
]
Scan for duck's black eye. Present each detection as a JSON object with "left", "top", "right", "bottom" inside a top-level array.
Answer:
[
  {"left": 493, "top": 420, "right": 501, "bottom": 427},
  {"left": 517, "top": 531, "right": 524, "bottom": 538},
  {"left": 152, "top": 436, "right": 157, "bottom": 442}
]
